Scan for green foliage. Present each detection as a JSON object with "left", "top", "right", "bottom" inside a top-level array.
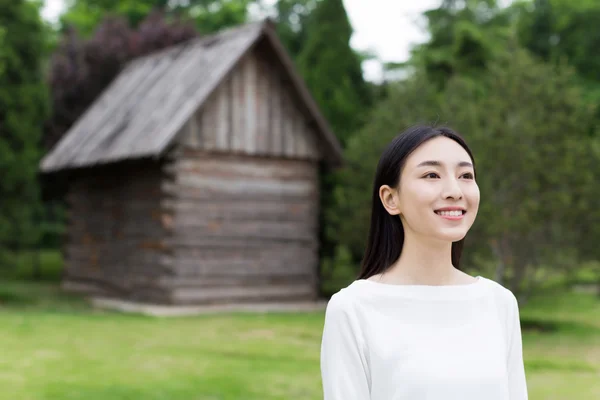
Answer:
[
  {"left": 515, "top": 0, "right": 600, "bottom": 120},
  {"left": 441, "top": 46, "right": 599, "bottom": 289},
  {"left": 273, "top": 0, "right": 318, "bottom": 59},
  {"left": 0, "top": 0, "right": 50, "bottom": 256},
  {"left": 60, "top": 0, "right": 253, "bottom": 36},
  {"left": 409, "top": 0, "right": 515, "bottom": 89},
  {"left": 294, "top": 0, "right": 371, "bottom": 146}
]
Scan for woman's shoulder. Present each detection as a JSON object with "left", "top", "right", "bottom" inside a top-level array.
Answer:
[{"left": 479, "top": 276, "right": 520, "bottom": 305}]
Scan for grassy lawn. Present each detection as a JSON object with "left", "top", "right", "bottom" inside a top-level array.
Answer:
[{"left": 0, "top": 280, "right": 599, "bottom": 400}]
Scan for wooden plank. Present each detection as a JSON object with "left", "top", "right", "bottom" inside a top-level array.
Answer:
[
  {"left": 283, "top": 88, "right": 297, "bottom": 157},
  {"left": 256, "top": 53, "right": 270, "bottom": 154},
  {"left": 271, "top": 67, "right": 283, "bottom": 155},
  {"left": 200, "top": 84, "right": 218, "bottom": 151},
  {"left": 231, "top": 59, "right": 245, "bottom": 152},
  {"left": 215, "top": 76, "right": 231, "bottom": 150},
  {"left": 194, "top": 108, "right": 204, "bottom": 148},
  {"left": 244, "top": 53, "right": 257, "bottom": 154}
]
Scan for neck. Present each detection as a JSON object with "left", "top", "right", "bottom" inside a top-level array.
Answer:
[{"left": 384, "top": 231, "right": 459, "bottom": 286}]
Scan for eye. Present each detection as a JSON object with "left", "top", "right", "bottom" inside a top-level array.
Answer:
[
  {"left": 423, "top": 172, "right": 439, "bottom": 179},
  {"left": 461, "top": 172, "right": 475, "bottom": 179}
]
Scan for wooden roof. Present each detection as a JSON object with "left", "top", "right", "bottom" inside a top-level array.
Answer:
[{"left": 40, "top": 19, "right": 343, "bottom": 173}]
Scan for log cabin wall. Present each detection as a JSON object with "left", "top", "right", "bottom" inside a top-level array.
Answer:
[
  {"left": 162, "top": 45, "right": 324, "bottom": 304},
  {"left": 62, "top": 159, "right": 173, "bottom": 303},
  {"left": 161, "top": 151, "right": 320, "bottom": 304}
]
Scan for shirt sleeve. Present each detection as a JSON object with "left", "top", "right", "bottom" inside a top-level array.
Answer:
[
  {"left": 320, "top": 293, "right": 371, "bottom": 400},
  {"left": 506, "top": 291, "right": 528, "bottom": 399}
]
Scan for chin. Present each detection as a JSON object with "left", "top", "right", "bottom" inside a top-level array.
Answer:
[{"left": 436, "top": 229, "right": 469, "bottom": 243}]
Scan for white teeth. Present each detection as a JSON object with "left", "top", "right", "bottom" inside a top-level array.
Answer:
[{"left": 436, "top": 210, "right": 463, "bottom": 217}]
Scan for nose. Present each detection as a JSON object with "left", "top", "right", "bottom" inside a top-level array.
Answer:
[{"left": 442, "top": 177, "right": 463, "bottom": 200}]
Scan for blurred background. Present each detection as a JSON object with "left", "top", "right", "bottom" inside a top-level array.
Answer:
[{"left": 1, "top": 0, "right": 599, "bottom": 398}]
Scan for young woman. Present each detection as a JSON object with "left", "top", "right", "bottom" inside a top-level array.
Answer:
[{"left": 320, "top": 125, "right": 528, "bottom": 400}]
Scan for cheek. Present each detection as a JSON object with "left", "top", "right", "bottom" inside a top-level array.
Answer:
[
  {"left": 400, "top": 182, "right": 438, "bottom": 212},
  {"left": 464, "top": 183, "right": 480, "bottom": 206}
]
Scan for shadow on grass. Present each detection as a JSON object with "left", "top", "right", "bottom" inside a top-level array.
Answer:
[
  {"left": 525, "top": 358, "right": 597, "bottom": 373},
  {"left": 520, "top": 316, "right": 600, "bottom": 337},
  {"left": 0, "top": 281, "right": 102, "bottom": 315}
]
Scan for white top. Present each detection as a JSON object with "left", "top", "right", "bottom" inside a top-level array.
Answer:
[{"left": 320, "top": 276, "right": 528, "bottom": 400}]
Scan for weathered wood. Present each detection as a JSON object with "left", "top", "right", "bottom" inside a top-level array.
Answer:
[
  {"left": 166, "top": 235, "right": 316, "bottom": 249},
  {"left": 165, "top": 199, "right": 315, "bottom": 222},
  {"left": 159, "top": 274, "right": 315, "bottom": 288},
  {"left": 256, "top": 52, "right": 270, "bottom": 154},
  {"left": 41, "top": 21, "right": 343, "bottom": 174},
  {"left": 173, "top": 220, "right": 316, "bottom": 241},
  {"left": 170, "top": 283, "right": 316, "bottom": 304},
  {"left": 170, "top": 152, "right": 317, "bottom": 179},
  {"left": 174, "top": 48, "right": 320, "bottom": 161},
  {"left": 169, "top": 256, "right": 317, "bottom": 277},
  {"left": 62, "top": 158, "right": 173, "bottom": 302}
]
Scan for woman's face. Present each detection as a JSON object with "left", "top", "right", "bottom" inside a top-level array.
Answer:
[{"left": 381, "top": 136, "right": 480, "bottom": 243}]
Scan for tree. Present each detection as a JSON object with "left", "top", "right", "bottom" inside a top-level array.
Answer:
[
  {"left": 59, "top": 0, "right": 253, "bottom": 37},
  {"left": 515, "top": 0, "right": 600, "bottom": 121},
  {"left": 45, "top": 11, "right": 199, "bottom": 152},
  {"left": 272, "top": 0, "right": 318, "bottom": 59},
  {"left": 408, "top": 0, "right": 515, "bottom": 89},
  {"left": 295, "top": 0, "right": 371, "bottom": 146},
  {"left": 0, "top": 0, "right": 50, "bottom": 260},
  {"left": 441, "top": 45, "right": 599, "bottom": 297}
]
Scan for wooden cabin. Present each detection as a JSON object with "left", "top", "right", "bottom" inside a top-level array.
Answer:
[{"left": 40, "top": 19, "right": 343, "bottom": 307}]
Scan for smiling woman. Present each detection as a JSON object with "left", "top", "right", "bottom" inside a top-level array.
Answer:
[{"left": 320, "top": 125, "right": 528, "bottom": 400}]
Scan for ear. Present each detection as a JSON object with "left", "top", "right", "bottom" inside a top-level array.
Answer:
[{"left": 379, "top": 185, "right": 401, "bottom": 216}]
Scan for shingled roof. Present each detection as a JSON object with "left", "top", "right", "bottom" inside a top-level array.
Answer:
[{"left": 40, "top": 19, "right": 343, "bottom": 173}]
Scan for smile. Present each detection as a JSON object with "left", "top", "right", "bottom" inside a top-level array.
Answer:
[{"left": 434, "top": 209, "right": 466, "bottom": 220}]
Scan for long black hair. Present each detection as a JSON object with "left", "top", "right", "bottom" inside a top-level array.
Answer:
[{"left": 357, "top": 124, "right": 477, "bottom": 280}]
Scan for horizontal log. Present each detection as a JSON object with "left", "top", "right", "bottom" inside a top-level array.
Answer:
[
  {"left": 170, "top": 256, "right": 317, "bottom": 277},
  {"left": 166, "top": 235, "right": 317, "bottom": 249},
  {"left": 173, "top": 244, "right": 317, "bottom": 260},
  {"left": 68, "top": 222, "right": 170, "bottom": 238},
  {"left": 65, "top": 248, "right": 170, "bottom": 266},
  {"left": 166, "top": 198, "right": 317, "bottom": 222},
  {"left": 172, "top": 219, "right": 316, "bottom": 241},
  {"left": 170, "top": 283, "right": 316, "bottom": 304},
  {"left": 167, "top": 155, "right": 317, "bottom": 181},
  {"left": 169, "top": 175, "right": 317, "bottom": 199},
  {"left": 162, "top": 183, "right": 316, "bottom": 202},
  {"left": 158, "top": 274, "right": 315, "bottom": 288},
  {"left": 65, "top": 239, "right": 174, "bottom": 256}
]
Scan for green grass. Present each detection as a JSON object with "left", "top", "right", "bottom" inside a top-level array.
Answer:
[{"left": 0, "top": 280, "right": 599, "bottom": 400}]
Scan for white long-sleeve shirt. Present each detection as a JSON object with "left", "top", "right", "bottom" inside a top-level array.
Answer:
[{"left": 320, "top": 276, "right": 528, "bottom": 400}]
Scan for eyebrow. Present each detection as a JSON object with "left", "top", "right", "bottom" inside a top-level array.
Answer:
[{"left": 416, "top": 160, "right": 473, "bottom": 168}]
